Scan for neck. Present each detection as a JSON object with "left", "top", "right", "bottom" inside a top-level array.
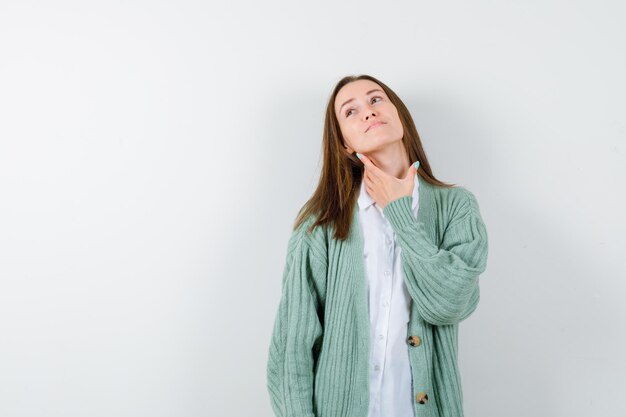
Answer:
[{"left": 365, "top": 141, "right": 411, "bottom": 179}]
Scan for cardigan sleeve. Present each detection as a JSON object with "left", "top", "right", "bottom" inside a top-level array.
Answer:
[
  {"left": 266, "top": 230, "right": 324, "bottom": 417},
  {"left": 382, "top": 189, "right": 489, "bottom": 326}
]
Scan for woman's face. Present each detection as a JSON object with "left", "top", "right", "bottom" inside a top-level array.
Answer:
[{"left": 334, "top": 79, "right": 404, "bottom": 155}]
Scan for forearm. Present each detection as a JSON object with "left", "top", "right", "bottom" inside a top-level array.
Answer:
[{"left": 383, "top": 194, "right": 488, "bottom": 325}]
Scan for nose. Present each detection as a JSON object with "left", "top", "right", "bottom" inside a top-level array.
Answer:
[{"left": 364, "top": 109, "right": 376, "bottom": 120}]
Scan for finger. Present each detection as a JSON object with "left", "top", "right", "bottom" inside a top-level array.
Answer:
[
  {"left": 364, "top": 166, "right": 379, "bottom": 186},
  {"left": 358, "top": 153, "right": 383, "bottom": 180},
  {"left": 405, "top": 161, "right": 418, "bottom": 180}
]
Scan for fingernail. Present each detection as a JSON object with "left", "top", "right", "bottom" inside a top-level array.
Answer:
[
  {"left": 356, "top": 153, "right": 362, "bottom": 160},
  {"left": 414, "top": 161, "right": 420, "bottom": 169}
]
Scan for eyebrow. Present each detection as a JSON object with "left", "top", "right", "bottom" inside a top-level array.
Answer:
[{"left": 338, "top": 89, "right": 384, "bottom": 113}]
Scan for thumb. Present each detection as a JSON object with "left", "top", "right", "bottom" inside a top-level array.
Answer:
[{"left": 406, "top": 160, "right": 420, "bottom": 179}]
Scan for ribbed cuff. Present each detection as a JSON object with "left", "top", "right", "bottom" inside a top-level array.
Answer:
[
  {"left": 383, "top": 195, "right": 439, "bottom": 257},
  {"left": 382, "top": 195, "right": 415, "bottom": 228}
]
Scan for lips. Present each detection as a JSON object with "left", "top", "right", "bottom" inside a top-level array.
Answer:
[{"left": 366, "top": 121, "right": 385, "bottom": 132}]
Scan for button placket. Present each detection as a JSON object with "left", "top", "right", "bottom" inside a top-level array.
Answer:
[{"left": 372, "top": 233, "right": 394, "bottom": 383}]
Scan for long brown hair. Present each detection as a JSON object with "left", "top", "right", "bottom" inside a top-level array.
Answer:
[{"left": 293, "top": 74, "right": 456, "bottom": 241}]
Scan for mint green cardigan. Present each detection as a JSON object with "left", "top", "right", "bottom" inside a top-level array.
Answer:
[{"left": 266, "top": 174, "right": 489, "bottom": 417}]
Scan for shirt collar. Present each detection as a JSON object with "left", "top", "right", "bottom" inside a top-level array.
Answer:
[{"left": 358, "top": 171, "right": 420, "bottom": 212}]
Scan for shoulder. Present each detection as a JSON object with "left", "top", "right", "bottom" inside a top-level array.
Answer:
[
  {"left": 435, "top": 184, "right": 484, "bottom": 226},
  {"left": 283, "top": 213, "right": 328, "bottom": 295},
  {"left": 451, "top": 185, "right": 482, "bottom": 213},
  {"left": 287, "top": 213, "right": 328, "bottom": 266}
]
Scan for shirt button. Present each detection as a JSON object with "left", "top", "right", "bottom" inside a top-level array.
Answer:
[
  {"left": 415, "top": 392, "right": 429, "bottom": 404},
  {"left": 377, "top": 334, "right": 384, "bottom": 340},
  {"left": 407, "top": 335, "right": 422, "bottom": 347},
  {"left": 384, "top": 270, "right": 390, "bottom": 276},
  {"left": 386, "top": 238, "right": 392, "bottom": 245}
]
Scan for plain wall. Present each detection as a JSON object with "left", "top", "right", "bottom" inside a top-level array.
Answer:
[{"left": 1, "top": 1, "right": 625, "bottom": 416}]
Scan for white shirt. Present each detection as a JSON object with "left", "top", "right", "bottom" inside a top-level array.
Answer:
[{"left": 358, "top": 173, "right": 420, "bottom": 417}]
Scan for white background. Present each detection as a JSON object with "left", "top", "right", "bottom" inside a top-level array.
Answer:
[{"left": 1, "top": 1, "right": 625, "bottom": 416}]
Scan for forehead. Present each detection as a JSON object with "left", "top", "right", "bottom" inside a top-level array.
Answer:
[{"left": 335, "top": 80, "right": 384, "bottom": 112}]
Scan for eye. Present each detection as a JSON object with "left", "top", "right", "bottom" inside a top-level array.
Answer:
[{"left": 345, "top": 97, "right": 382, "bottom": 118}]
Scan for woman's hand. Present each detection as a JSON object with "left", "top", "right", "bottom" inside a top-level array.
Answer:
[{"left": 357, "top": 153, "right": 420, "bottom": 210}]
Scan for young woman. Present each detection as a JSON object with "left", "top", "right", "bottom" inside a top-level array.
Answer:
[{"left": 266, "top": 74, "right": 489, "bottom": 417}]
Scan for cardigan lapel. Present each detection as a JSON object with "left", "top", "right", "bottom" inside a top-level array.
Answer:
[
  {"left": 348, "top": 175, "right": 433, "bottom": 328},
  {"left": 347, "top": 173, "right": 433, "bottom": 404}
]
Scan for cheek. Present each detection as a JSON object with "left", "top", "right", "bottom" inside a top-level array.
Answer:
[
  {"left": 390, "top": 113, "right": 403, "bottom": 135},
  {"left": 338, "top": 125, "right": 353, "bottom": 147},
  {"left": 394, "top": 121, "right": 404, "bottom": 136},
  {"left": 341, "top": 121, "right": 359, "bottom": 143}
]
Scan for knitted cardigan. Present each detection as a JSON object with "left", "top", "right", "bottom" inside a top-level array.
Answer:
[{"left": 266, "top": 174, "right": 489, "bottom": 417}]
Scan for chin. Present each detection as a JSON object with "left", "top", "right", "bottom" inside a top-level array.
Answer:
[{"left": 367, "top": 134, "right": 398, "bottom": 147}]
